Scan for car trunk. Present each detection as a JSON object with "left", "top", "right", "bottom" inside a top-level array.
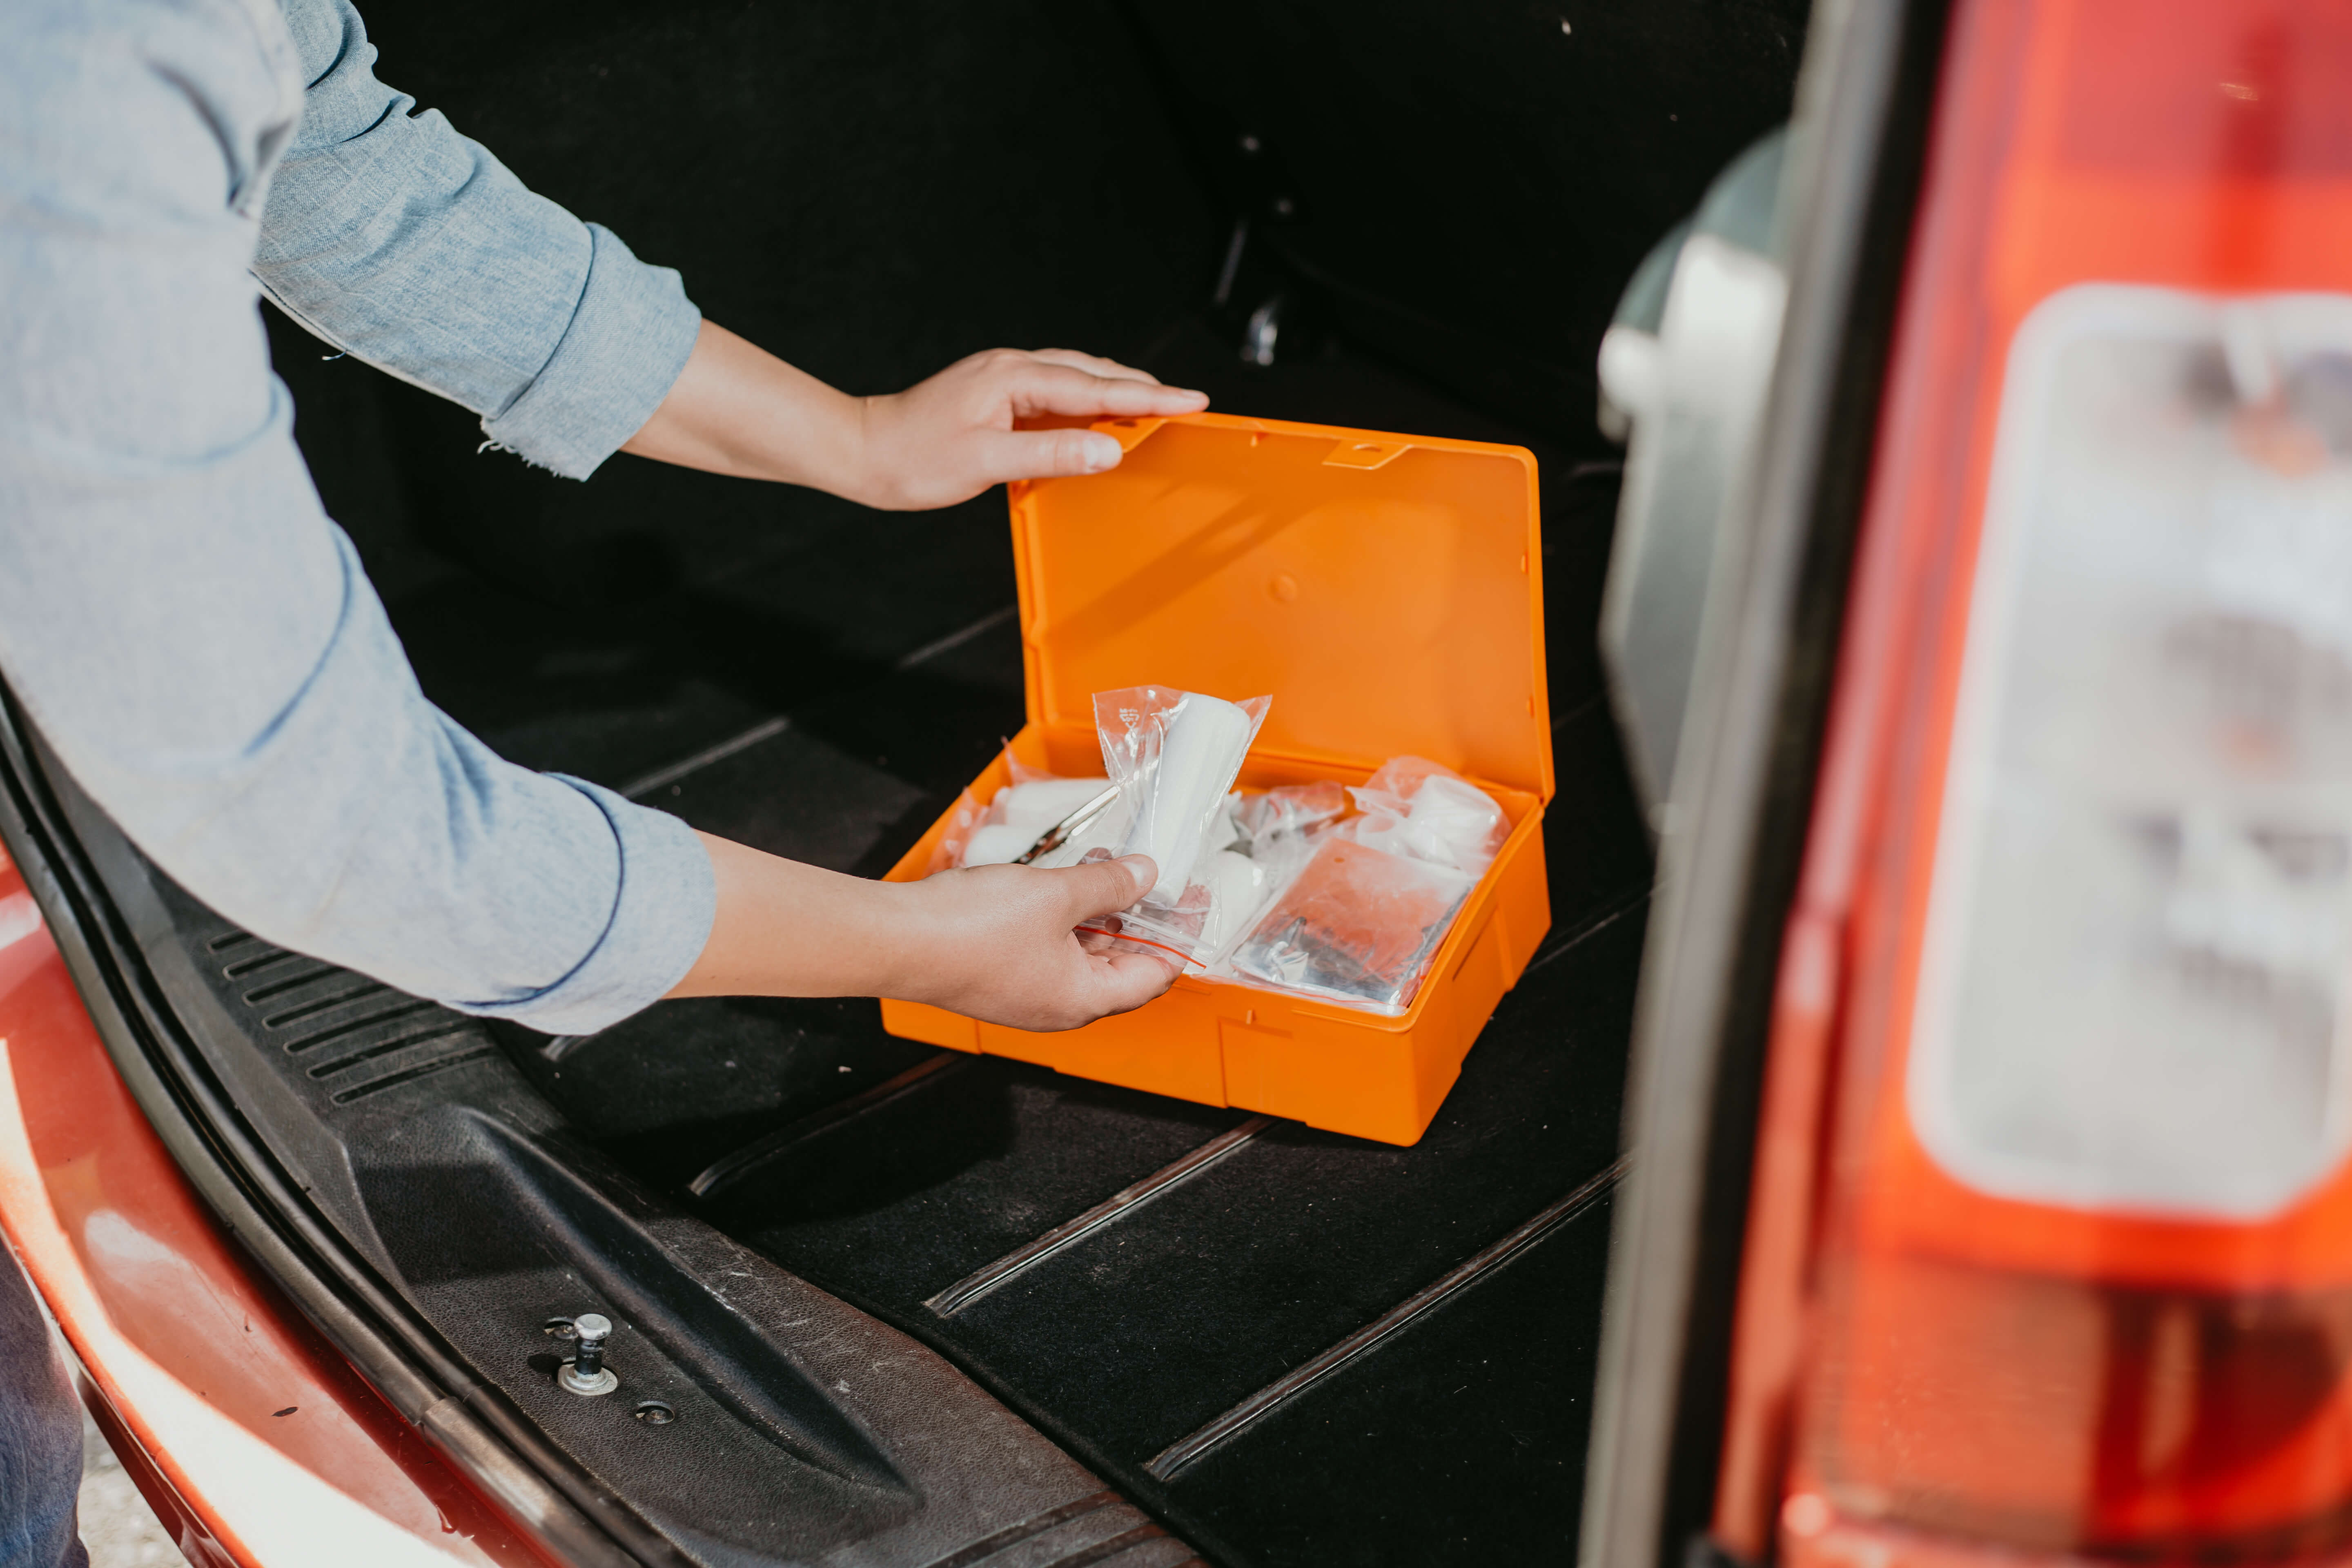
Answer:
[{"left": 0, "top": 2, "right": 1815, "bottom": 1563}]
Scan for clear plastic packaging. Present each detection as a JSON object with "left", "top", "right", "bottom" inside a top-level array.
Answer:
[
  {"left": 1226, "top": 837, "right": 1479, "bottom": 1014},
  {"left": 1078, "top": 686, "right": 1271, "bottom": 969},
  {"left": 1230, "top": 780, "right": 1348, "bottom": 846},
  {"left": 942, "top": 731, "right": 1506, "bottom": 1009},
  {"left": 1197, "top": 821, "right": 1326, "bottom": 962},
  {"left": 1196, "top": 849, "right": 1271, "bottom": 958},
  {"left": 1176, "top": 784, "right": 1339, "bottom": 964},
  {"left": 1344, "top": 756, "right": 1508, "bottom": 875},
  {"left": 1220, "top": 757, "right": 1507, "bottom": 1013}
]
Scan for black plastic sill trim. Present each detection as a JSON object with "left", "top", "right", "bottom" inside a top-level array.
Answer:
[{"left": 0, "top": 690, "right": 682, "bottom": 1568}]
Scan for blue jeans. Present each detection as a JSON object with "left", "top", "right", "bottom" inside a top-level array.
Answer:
[{"left": 0, "top": 1250, "right": 84, "bottom": 1568}]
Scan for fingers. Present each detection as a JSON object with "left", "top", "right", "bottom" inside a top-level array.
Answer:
[
  {"left": 1008, "top": 361, "right": 1209, "bottom": 420},
  {"left": 1078, "top": 949, "right": 1180, "bottom": 1016},
  {"left": 1056, "top": 854, "right": 1155, "bottom": 924},
  {"left": 1025, "top": 348, "right": 1164, "bottom": 385},
  {"left": 980, "top": 426, "right": 1127, "bottom": 484}
]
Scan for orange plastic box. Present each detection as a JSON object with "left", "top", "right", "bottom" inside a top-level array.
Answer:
[{"left": 880, "top": 411, "right": 1552, "bottom": 1145}]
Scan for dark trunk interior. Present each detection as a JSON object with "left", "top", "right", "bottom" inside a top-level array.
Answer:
[{"left": 183, "top": 1, "right": 1804, "bottom": 1561}]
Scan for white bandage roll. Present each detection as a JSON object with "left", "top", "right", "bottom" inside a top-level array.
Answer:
[
  {"left": 960, "top": 823, "right": 1033, "bottom": 867},
  {"left": 995, "top": 777, "right": 1116, "bottom": 835},
  {"left": 1408, "top": 775, "right": 1506, "bottom": 872},
  {"left": 1135, "top": 693, "right": 1256, "bottom": 902},
  {"left": 1029, "top": 791, "right": 1134, "bottom": 870}
]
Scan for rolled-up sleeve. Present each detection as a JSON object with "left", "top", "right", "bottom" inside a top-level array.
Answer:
[
  {"left": 0, "top": 0, "right": 715, "bottom": 1033},
  {"left": 254, "top": 0, "right": 701, "bottom": 479}
]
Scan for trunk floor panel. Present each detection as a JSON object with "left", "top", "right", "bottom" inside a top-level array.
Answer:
[
  {"left": 719, "top": 915, "right": 1639, "bottom": 1479},
  {"left": 708, "top": 1068, "right": 1253, "bottom": 1310},
  {"left": 501, "top": 997, "right": 945, "bottom": 1194},
  {"left": 626, "top": 717, "right": 935, "bottom": 874},
  {"left": 1163, "top": 1187, "right": 1617, "bottom": 1566}
]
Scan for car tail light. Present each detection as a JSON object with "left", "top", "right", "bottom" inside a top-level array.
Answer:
[{"left": 1711, "top": 2, "right": 2352, "bottom": 1565}]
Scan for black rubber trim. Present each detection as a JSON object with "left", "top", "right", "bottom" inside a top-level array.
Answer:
[{"left": 0, "top": 689, "right": 684, "bottom": 1568}]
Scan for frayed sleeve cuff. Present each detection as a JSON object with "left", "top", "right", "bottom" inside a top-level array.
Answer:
[
  {"left": 478, "top": 223, "right": 701, "bottom": 481},
  {"left": 454, "top": 778, "right": 714, "bottom": 1035}
]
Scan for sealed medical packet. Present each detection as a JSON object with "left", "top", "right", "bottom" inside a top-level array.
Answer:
[
  {"left": 1226, "top": 839, "right": 1477, "bottom": 1014},
  {"left": 1221, "top": 757, "right": 1508, "bottom": 1013},
  {"left": 1077, "top": 686, "right": 1270, "bottom": 969}
]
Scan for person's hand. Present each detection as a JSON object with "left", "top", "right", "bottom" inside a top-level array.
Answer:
[
  {"left": 889, "top": 853, "right": 1177, "bottom": 1031},
  {"left": 668, "top": 835, "right": 1176, "bottom": 1028},
  {"left": 624, "top": 324, "right": 1209, "bottom": 509},
  {"left": 847, "top": 349, "right": 1209, "bottom": 510}
]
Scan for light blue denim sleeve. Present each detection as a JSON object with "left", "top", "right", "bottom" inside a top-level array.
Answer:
[
  {"left": 255, "top": 0, "right": 703, "bottom": 480},
  {"left": 0, "top": 0, "right": 715, "bottom": 1035}
]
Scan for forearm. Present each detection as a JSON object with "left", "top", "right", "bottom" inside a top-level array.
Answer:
[
  {"left": 664, "top": 832, "right": 913, "bottom": 1000},
  {"left": 619, "top": 321, "right": 868, "bottom": 494}
]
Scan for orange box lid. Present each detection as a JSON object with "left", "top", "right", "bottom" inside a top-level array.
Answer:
[{"left": 1009, "top": 412, "right": 1551, "bottom": 802}]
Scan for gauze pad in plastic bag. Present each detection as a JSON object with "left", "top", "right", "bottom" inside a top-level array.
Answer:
[
  {"left": 1198, "top": 819, "right": 1327, "bottom": 967},
  {"left": 1195, "top": 849, "right": 1270, "bottom": 957}
]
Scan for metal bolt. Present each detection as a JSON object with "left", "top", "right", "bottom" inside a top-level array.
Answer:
[
  {"left": 559, "top": 1312, "right": 619, "bottom": 1396},
  {"left": 572, "top": 1314, "right": 610, "bottom": 1374}
]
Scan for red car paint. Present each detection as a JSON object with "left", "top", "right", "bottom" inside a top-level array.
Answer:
[{"left": 0, "top": 842, "right": 550, "bottom": 1567}]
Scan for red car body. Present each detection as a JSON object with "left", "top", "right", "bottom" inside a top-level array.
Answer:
[{"left": 0, "top": 844, "right": 538, "bottom": 1565}]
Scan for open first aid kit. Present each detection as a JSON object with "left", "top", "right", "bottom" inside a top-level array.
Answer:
[{"left": 881, "top": 412, "right": 1552, "bottom": 1146}]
